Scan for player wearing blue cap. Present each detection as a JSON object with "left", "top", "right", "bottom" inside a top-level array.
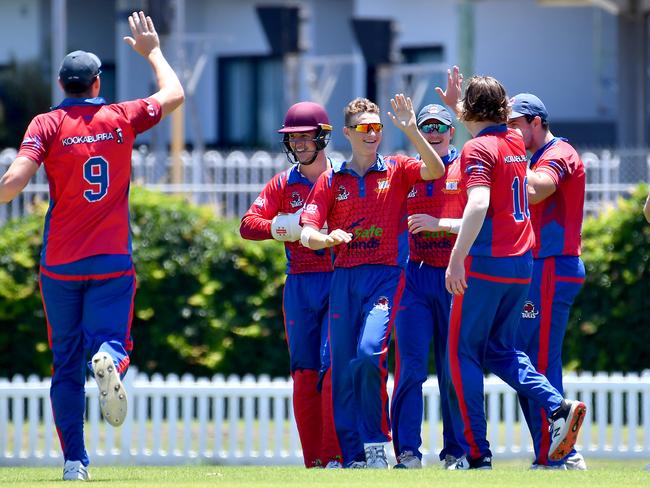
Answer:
[
  {"left": 0, "top": 12, "right": 183, "bottom": 480},
  {"left": 390, "top": 103, "right": 464, "bottom": 469},
  {"left": 436, "top": 67, "right": 586, "bottom": 470},
  {"left": 508, "top": 93, "right": 587, "bottom": 470}
]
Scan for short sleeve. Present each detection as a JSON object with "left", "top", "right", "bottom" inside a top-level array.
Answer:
[
  {"left": 463, "top": 140, "right": 494, "bottom": 188},
  {"left": 115, "top": 97, "right": 163, "bottom": 135},
  {"left": 397, "top": 155, "right": 423, "bottom": 188},
  {"left": 534, "top": 158, "right": 567, "bottom": 186},
  {"left": 17, "top": 114, "right": 58, "bottom": 164}
]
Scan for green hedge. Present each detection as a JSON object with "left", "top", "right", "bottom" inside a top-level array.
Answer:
[
  {"left": 565, "top": 184, "right": 650, "bottom": 372},
  {"left": 0, "top": 188, "right": 289, "bottom": 378},
  {"left": 1, "top": 185, "right": 648, "bottom": 378}
]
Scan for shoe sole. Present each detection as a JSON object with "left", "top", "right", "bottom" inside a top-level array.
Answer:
[
  {"left": 549, "top": 402, "right": 586, "bottom": 461},
  {"left": 92, "top": 352, "right": 127, "bottom": 427}
]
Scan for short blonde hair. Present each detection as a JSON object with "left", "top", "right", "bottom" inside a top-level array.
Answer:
[{"left": 344, "top": 97, "right": 380, "bottom": 126}]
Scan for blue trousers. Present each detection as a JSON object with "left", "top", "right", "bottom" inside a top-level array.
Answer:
[
  {"left": 391, "top": 261, "right": 462, "bottom": 461},
  {"left": 39, "top": 255, "right": 135, "bottom": 466},
  {"left": 516, "top": 256, "right": 585, "bottom": 465},
  {"left": 283, "top": 272, "right": 332, "bottom": 374},
  {"left": 446, "top": 253, "right": 564, "bottom": 460},
  {"left": 329, "top": 265, "right": 405, "bottom": 464}
]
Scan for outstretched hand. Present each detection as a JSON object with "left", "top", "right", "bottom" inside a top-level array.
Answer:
[
  {"left": 123, "top": 11, "right": 161, "bottom": 58},
  {"left": 435, "top": 66, "right": 463, "bottom": 112},
  {"left": 387, "top": 94, "right": 417, "bottom": 134}
]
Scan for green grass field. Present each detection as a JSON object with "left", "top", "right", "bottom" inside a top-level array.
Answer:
[{"left": 0, "top": 460, "right": 648, "bottom": 487}]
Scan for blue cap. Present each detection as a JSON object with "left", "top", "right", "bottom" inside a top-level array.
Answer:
[
  {"left": 509, "top": 93, "right": 548, "bottom": 121},
  {"left": 417, "top": 104, "right": 453, "bottom": 126},
  {"left": 58, "top": 50, "right": 102, "bottom": 92}
]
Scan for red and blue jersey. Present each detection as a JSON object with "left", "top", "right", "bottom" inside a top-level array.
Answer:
[
  {"left": 461, "top": 125, "right": 535, "bottom": 257},
  {"left": 300, "top": 154, "right": 422, "bottom": 269},
  {"left": 240, "top": 164, "right": 333, "bottom": 274},
  {"left": 17, "top": 97, "right": 162, "bottom": 267},
  {"left": 407, "top": 146, "right": 465, "bottom": 267},
  {"left": 529, "top": 138, "right": 584, "bottom": 258}
]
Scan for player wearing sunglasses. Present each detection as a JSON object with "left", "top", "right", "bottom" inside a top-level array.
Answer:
[
  {"left": 240, "top": 101, "right": 341, "bottom": 469},
  {"left": 299, "top": 95, "right": 445, "bottom": 468},
  {"left": 390, "top": 103, "right": 465, "bottom": 469}
]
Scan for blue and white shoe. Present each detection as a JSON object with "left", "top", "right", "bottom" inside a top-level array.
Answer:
[
  {"left": 448, "top": 454, "right": 492, "bottom": 470},
  {"left": 394, "top": 450, "right": 422, "bottom": 469},
  {"left": 63, "top": 460, "right": 90, "bottom": 481}
]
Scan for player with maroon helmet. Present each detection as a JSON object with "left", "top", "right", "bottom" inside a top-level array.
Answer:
[
  {"left": 299, "top": 95, "right": 445, "bottom": 468},
  {"left": 240, "top": 101, "right": 341, "bottom": 468},
  {"left": 0, "top": 12, "right": 183, "bottom": 481}
]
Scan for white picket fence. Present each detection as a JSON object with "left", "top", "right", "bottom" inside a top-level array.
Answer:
[
  {"left": 1, "top": 147, "right": 648, "bottom": 224},
  {"left": 1, "top": 370, "right": 649, "bottom": 466}
]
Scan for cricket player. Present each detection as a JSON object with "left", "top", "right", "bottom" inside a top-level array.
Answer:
[
  {"left": 300, "top": 95, "right": 445, "bottom": 468},
  {"left": 240, "top": 101, "right": 341, "bottom": 468},
  {"left": 508, "top": 93, "right": 587, "bottom": 470},
  {"left": 0, "top": 12, "right": 183, "bottom": 480},
  {"left": 437, "top": 67, "right": 586, "bottom": 469},
  {"left": 390, "top": 104, "right": 464, "bottom": 469}
]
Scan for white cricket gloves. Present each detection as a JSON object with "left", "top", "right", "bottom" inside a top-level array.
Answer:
[{"left": 271, "top": 210, "right": 303, "bottom": 242}]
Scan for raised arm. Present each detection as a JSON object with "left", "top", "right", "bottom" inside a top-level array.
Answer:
[
  {"left": 123, "top": 11, "right": 184, "bottom": 118},
  {"left": 435, "top": 66, "right": 463, "bottom": 117},
  {"left": 0, "top": 156, "right": 39, "bottom": 203},
  {"left": 388, "top": 94, "right": 444, "bottom": 180}
]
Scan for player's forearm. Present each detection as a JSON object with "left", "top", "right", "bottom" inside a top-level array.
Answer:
[
  {"left": 239, "top": 216, "right": 272, "bottom": 241},
  {"left": 526, "top": 168, "right": 556, "bottom": 205},
  {"left": 300, "top": 225, "right": 329, "bottom": 250},
  {"left": 450, "top": 187, "right": 490, "bottom": 260},
  {"left": 438, "top": 218, "right": 462, "bottom": 234},
  {"left": 407, "top": 128, "right": 444, "bottom": 180},
  {"left": 0, "top": 157, "right": 39, "bottom": 203},
  {"left": 148, "top": 48, "right": 185, "bottom": 118}
]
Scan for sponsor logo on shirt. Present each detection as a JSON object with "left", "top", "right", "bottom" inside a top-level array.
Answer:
[
  {"left": 289, "top": 191, "right": 304, "bottom": 208},
  {"left": 61, "top": 132, "right": 115, "bottom": 146},
  {"left": 254, "top": 197, "right": 265, "bottom": 208},
  {"left": 444, "top": 179, "right": 460, "bottom": 193},
  {"left": 347, "top": 224, "right": 383, "bottom": 250},
  {"left": 147, "top": 103, "right": 156, "bottom": 117},
  {"left": 304, "top": 203, "right": 319, "bottom": 214},
  {"left": 407, "top": 187, "right": 417, "bottom": 198},
  {"left": 504, "top": 154, "right": 527, "bottom": 164},
  {"left": 336, "top": 185, "right": 350, "bottom": 201},
  {"left": 521, "top": 300, "right": 539, "bottom": 319},
  {"left": 375, "top": 179, "right": 390, "bottom": 193}
]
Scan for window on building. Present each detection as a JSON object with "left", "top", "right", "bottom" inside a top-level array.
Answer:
[{"left": 217, "top": 55, "right": 284, "bottom": 148}]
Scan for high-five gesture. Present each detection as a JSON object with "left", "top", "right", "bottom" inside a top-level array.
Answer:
[
  {"left": 124, "top": 11, "right": 161, "bottom": 58},
  {"left": 388, "top": 94, "right": 417, "bottom": 134},
  {"left": 435, "top": 65, "right": 463, "bottom": 116}
]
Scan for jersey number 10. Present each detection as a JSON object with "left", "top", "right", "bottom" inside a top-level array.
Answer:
[
  {"left": 511, "top": 176, "right": 530, "bottom": 222},
  {"left": 83, "top": 156, "right": 110, "bottom": 202}
]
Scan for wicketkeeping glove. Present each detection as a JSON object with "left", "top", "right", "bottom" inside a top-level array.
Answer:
[{"left": 271, "top": 209, "right": 303, "bottom": 242}]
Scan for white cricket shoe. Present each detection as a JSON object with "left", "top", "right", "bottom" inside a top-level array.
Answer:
[
  {"left": 62, "top": 460, "right": 90, "bottom": 481},
  {"left": 565, "top": 452, "right": 587, "bottom": 470},
  {"left": 324, "top": 459, "right": 343, "bottom": 469},
  {"left": 530, "top": 462, "right": 567, "bottom": 470},
  {"left": 364, "top": 443, "right": 388, "bottom": 469},
  {"left": 345, "top": 460, "right": 367, "bottom": 469},
  {"left": 548, "top": 399, "right": 587, "bottom": 461},
  {"left": 394, "top": 450, "right": 422, "bottom": 469},
  {"left": 92, "top": 351, "right": 127, "bottom": 427},
  {"left": 443, "top": 454, "right": 458, "bottom": 469}
]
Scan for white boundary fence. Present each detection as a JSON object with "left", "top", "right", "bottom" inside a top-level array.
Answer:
[
  {"left": 1, "top": 147, "right": 648, "bottom": 224},
  {"left": 1, "top": 371, "right": 649, "bottom": 466}
]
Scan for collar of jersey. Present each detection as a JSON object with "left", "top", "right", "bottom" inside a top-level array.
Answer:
[
  {"left": 417, "top": 145, "right": 458, "bottom": 166},
  {"left": 530, "top": 137, "right": 567, "bottom": 165},
  {"left": 336, "top": 154, "right": 386, "bottom": 176},
  {"left": 475, "top": 124, "right": 507, "bottom": 137},
  {"left": 287, "top": 157, "right": 339, "bottom": 185},
  {"left": 52, "top": 97, "right": 107, "bottom": 110}
]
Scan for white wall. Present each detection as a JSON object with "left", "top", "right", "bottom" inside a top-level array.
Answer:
[{"left": 0, "top": 0, "right": 40, "bottom": 64}]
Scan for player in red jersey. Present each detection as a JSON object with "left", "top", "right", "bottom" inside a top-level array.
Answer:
[
  {"left": 299, "top": 95, "right": 445, "bottom": 468},
  {"left": 508, "top": 93, "right": 587, "bottom": 470},
  {"left": 436, "top": 67, "right": 586, "bottom": 469},
  {"left": 390, "top": 103, "right": 464, "bottom": 469},
  {"left": 240, "top": 101, "right": 341, "bottom": 468},
  {"left": 0, "top": 12, "right": 183, "bottom": 480}
]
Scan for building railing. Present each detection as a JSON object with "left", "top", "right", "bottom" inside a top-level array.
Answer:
[
  {"left": 1, "top": 147, "right": 648, "bottom": 225},
  {"left": 1, "top": 371, "right": 649, "bottom": 466}
]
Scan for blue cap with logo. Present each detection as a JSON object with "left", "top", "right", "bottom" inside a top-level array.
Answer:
[
  {"left": 417, "top": 104, "right": 453, "bottom": 126},
  {"left": 58, "top": 50, "right": 102, "bottom": 92},
  {"left": 509, "top": 93, "right": 548, "bottom": 121}
]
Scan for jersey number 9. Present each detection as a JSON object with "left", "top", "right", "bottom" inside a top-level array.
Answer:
[{"left": 83, "top": 156, "right": 110, "bottom": 202}]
